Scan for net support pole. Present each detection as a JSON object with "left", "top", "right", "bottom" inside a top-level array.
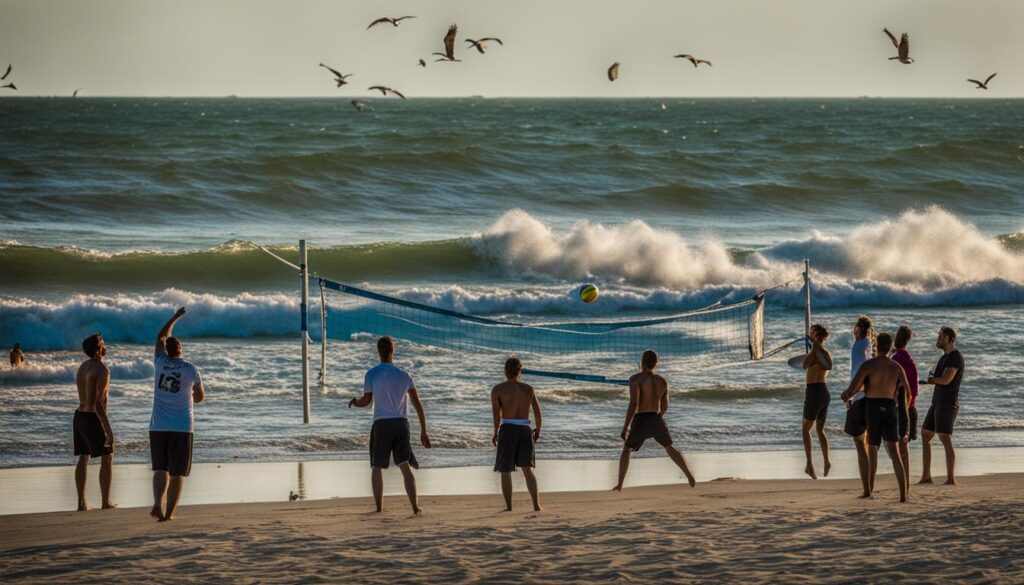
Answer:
[
  {"left": 319, "top": 279, "right": 327, "bottom": 390},
  {"left": 300, "top": 240, "right": 310, "bottom": 424},
  {"left": 803, "top": 258, "right": 812, "bottom": 352}
]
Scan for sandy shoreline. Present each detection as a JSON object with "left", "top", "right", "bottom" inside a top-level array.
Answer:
[{"left": 2, "top": 472, "right": 1021, "bottom": 584}]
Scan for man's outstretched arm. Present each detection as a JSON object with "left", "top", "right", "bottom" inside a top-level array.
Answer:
[{"left": 155, "top": 307, "right": 187, "bottom": 356}]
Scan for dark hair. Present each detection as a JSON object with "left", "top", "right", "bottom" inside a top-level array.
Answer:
[
  {"left": 895, "top": 325, "right": 913, "bottom": 349},
  {"left": 641, "top": 349, "right": 658, "bottom": 370},
  {"left": 12, "top": 343, "right": 19, "bottom": 349},
  {"left": 854, "top": 315, "right": 876, "bottom": 354},
  {"left": 876, "top": 332, "right": 894, "bottom": 356},
  {"left": 166, "top": 336, "right": 182, "bottom": 356},
  {"left": 82, "top": 333, "right": 103, "bottom": 358},
  {"left": 810, "top": 323, "right": 829, "bottom": 339},
  {"left": 940, "top": 326, "right": 957, "bottom": 343},
  {"left": 376, "top": 336, "right": 394, "bottom": 358},
  {"left": 504, "top": 357, "right": 523, "bottom": 380}
]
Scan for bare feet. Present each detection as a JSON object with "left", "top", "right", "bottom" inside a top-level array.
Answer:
[
  {"left": 858, "top": 492, "right": 873, "bottom": 499},
  {"left": 102, "top": 502, "right": 118, "bottom": 510},
  {"left": 804, "top": 464, "right": 817, "bottom": 480},
  {"left": 150, "top": 506, "right": 163, "bottom": 520},
  {"left": 612, "top": 485, "right": 623, "bottom": 492},
  {"left": 77, "top": 503, "right": 93, "bottom": 512},
  {"left": 158, "top": 515, "right": 174, "bottom": 522},
  {"left": 533, "top": 505, "right": 543, "bottom": 512},
  {"left": 412, "top": 508, "right": 422, "bottom": 515},
  {"left": 943, "top": 478, "right": 958, "bottom": 486},
  {"left": 823, "top": 461, "right": 832, "bottom": 477},
  {"left": 686, "top": 474, "right": 696, "bottom": 488},
  {"left": 918, "top": 477, "right": 934, "bottom": 485}
]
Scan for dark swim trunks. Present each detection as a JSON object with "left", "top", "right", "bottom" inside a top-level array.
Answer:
[
  {"left": 906, "top": 406, "right": 919, "bottom": 441},
  {"left": 922, "top": 404, "right": 958, "bottom": 435},
  {"left": 150, "top": 431, "right": 193, "bottom": 477},
  {"left": 369, "top": 417, "right": 419, "bottom": 469},
  {"left": 865, "top": 398, "right": 899, "bottom": 446},
  {"left": 844, "top": 397, "right": 867, "bottom": 437},
  {"left": 802, "top": 383, "right": 830, "bottom": 423},
  {"left": 625, "top": 412, "right": 673, "bottom": 451},
  {"left": 494, "top": 423, "right": 535, "bottom": 472},
  {"left": 73, "top": 410, "right": 112, "bottom": 457}
]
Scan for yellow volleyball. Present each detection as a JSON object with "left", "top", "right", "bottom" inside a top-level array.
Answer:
[{"left": 579, "top": 284, "right": 599, "bottom": 303}]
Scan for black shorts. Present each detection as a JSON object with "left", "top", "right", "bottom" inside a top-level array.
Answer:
[
  {"left": 802, "top": 383, "right": 830, "bottom": 423},
  {"left": 150, "top": 431, "right": 193, "bottom": 477},
  {"left": 844, "top": 398, "right": 867, "bottom": 437},
  {"left": 865, "top": 398, "right": 899, "bottom": 446},
  {"left": 625, "top": 413, "right": 673, "bottom": 452},
  {"left": 73, "top": 411, "right": 112, "bottom": 457},
  {"left": 902, "top": 405, "right": 919, "bottom": 441},
  {"left": 922, "top": 404, "right": 958, "bottom": 435},
  {"left": 494, "top": 424, "right": 535, "bottom": 473},
  {"left": 369, "top": 418, "right": 418, "bottom": 469}
]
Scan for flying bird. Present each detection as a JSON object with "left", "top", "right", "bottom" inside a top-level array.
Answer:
[
  {"left": 367, "top": 16, "right": 415, "bottom": 29},
  {"left": 289, "top": 491, "right": 299, "bottom": 501},
  {"left": 368, "top": 85, "right": 406, "bottom": 99},
  {"left": 1, "top": 64, "right": 10, "bottom": 80},
  {"left": 674, "top": 54, "right": 712, "bottom": 67},
  {"left": 883, "top": 28, "right": 913, "bottom": 64},
  {"left": 1, "top": 83, "right": 15, "bottom": 90},
  {"left": 432, "top": 24, "right": 460, "bottom": 62},
  {"left": 73, "top": 88, "right": 83, "bottom": 97},
  {"left": 967, "top": 73, "right": 996, "bottom": 90},
  {"left": 319, "top": 63, "right": 352, "bottom": 87},
  {"left": 465, "top": 37, "right": 503, "bottom": 54},
  {"left": 351, "top": 100, "right": 366, "bottom": 111},
  {"left": 607, "top": 62, "right": 620, "bottom": 82},
  {"left": 418, "top": 59, "right": 427, "bottom": 68}
]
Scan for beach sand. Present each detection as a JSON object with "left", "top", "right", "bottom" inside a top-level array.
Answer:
[{"left": 2, "top": 472, "right": 1021, "bottom": 584}]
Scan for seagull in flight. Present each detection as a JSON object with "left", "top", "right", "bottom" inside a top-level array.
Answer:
[
  {"left": 73, "top": 88, "right": 83, "bottom": 97},
  {"left": 607, "top": 62, "right": 620, "bottom": 82},
  {"left": 418, "top": 59, "right": 427, "bottom": 68},
  {"left": 1, "top": 64, "right": 11, "bottom": 80},
  {"left": 319, "top": 63, "right": 353, "bottom": 87},
  {"left": 967, "top": 73, "right": 996, "bottom": 90},
  {"left": 1, "top": 83, "right": 15, "bottom": 90},
  {"left": 674, "top": 54, "right": 712, "bottom": 67},
  {"left": 883, "top": 28, "right": 913, "bottom": 64},
  {"left": 351, "top": 100, "right": 366, "bottom": 111},
  {"left": 432, "top": 24, "right": 460, "bottom": 62},
  {"left": 465, "top": 37, "right": 503, "bottom": 54},
  {"left": 368, "top": 86, "right": 406, "bottom": 99},
  {"left": 367, "top": 16, "right": 415, "bottom": 29}
]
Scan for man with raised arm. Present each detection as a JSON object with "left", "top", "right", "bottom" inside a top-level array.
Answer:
[
  {"left": 491, "top": 357, "right": 543, "bottom": 512},
  {"left": 349, "top": 336, "right": 431, "bottom": 514},
  {"left": 841, "top": 332, "right": 910, "bottom": 502},
  {"left": 613, "top": 349, "right": 696, "bottom": 491},
  {"left": 801, "top": 323, "right": 833, "bottom": 479},
  {"left": 149, "top": 307, "right": 205, "bottom": 522},
  {"left": 919, "top": 326, "right": 965, "bottom": 486},
  {"left": 73, "top": 333, "right": 116, "bottom": 511}
]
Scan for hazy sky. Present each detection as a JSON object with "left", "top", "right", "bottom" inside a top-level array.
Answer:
[{"left": 2, "top": 0, "right": 1022, "bottom": 97}]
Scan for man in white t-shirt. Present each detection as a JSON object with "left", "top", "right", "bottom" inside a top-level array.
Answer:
[
  {"left": 349, "top": 336, "right": 431, "bottom": 514},
  {"left": 149, "top": 307, "right": 205, "bottom": 522}
]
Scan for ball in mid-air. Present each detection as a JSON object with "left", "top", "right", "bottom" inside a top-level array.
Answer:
[{"left": 579, "top": 284, "right": 599, "bottom": 303}]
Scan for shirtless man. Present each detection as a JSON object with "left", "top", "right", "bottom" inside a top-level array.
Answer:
[
  {"left": 840, "top": 332, "right": 910, "bottom": 502},
  {"left": 613, "top": 349, "right": 696, "bottom": 491},
  {"left": 73, "top": 333, "right": 116, "bottom": 511},
  {"left": 801, "top": 324, "right": 833, "bottom": 479},
  {"left": 490, "top": 357, "right": 542, "bottom": 512},
  {"left": 9, "top": 343, "right": 25, "bottom": 368}
]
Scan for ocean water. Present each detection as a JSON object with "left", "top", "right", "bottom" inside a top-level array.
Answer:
[{"left": 1, "top": 97, "right": 1022, "bottom": 468}]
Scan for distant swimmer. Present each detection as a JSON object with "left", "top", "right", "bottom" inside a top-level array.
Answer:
[
  {"left": 919, "top": 326, "right": 965, "bottom": 486},
  {"left": 9, "top": 343, "right": 24, "bottom": 368},
  {"left": 349, "top": 336, "right": 432, "bottom": 514},
  {"left": 319, "top": 63, "right": 352, "bottom": 88},
  {"left": 368, "top": 85, "right": 406, "bottom": 99},
  {"left": 883, "top": 28, "right": 914, "bottom": 64},
  {"left": 674, "top": 54, "right": 712, "bottom": 68},
  {"left": 465, "top": 37, "right": 503, "bottom": 54},
  {"left": 841, "top": 332, "right": 910, "bottom": 502},
  {"left": 613, "top": 350, "right": 696, "bottom": 491},
  {"left": 367, "top": 16, "right": 415, "bottom": 29},
  {"left": 350, "top": 99, "right": 366, "bottom": 111},
  {"left": 890, "top": 325, "right": 919, "bottom": 490},
  {"left": 845, "top": 316, "right": 875, "bottom": 498},
  {"left": 432, "top": 24, "right": 460, "bottom": 62},
  {"left": 800, "top": 324, "right": 833, "bottom": 479},
  {"left": 73, "top": 88, "right": 83, "bottom": 97},
  {"left": 491, "top": 357, "right": 542, "bottom": 512},
  {"left": 967, "top": 73, "right": 996, "bottom": 90},
  {"left": 418, "top": 59, "right": 427, "bottom": 68},
  {"left": 150, "top": 307, "right": 206, "bottom": 522},
  {"left": 607, "top": 62, "right": 620, "bottom": 82},
  {"left": 73, "top": 333, "right": 115, "bottom": 511}
]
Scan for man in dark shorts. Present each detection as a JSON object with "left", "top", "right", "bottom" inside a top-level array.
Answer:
[
  {"left": 613, "top": 350, "right": 696, "bottom": 491},
  {"left": 841, "top": 332, "right": 911, "bottom": 502},
  {"left": 919, "top": 326, "right": 965, "bottom": 485},
  {"left": 800, "top": 323, "right": 833, "bottom": 479},
  {"left": 349, "top": 336, "right": 432, "bottom": 513},
  {"left": 74, "top": 333, "right": 115, "bottom": 511},
  {"left": 490, "top": 357, "right": 542, "bottom": 512},
  {"left": 149, "top": 307, "right": 206, "bottom": 522}
]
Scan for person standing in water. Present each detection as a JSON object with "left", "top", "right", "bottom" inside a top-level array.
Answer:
[
  {"left": 490, "top": 357, "right": 542, "bottom": 512},
  {"left": 801, "top": 324, "right": 833, "bottom": 479},
  {"left": 890, "top": 325, "right": 919, "bottom": 489},
  {"left": 9, "top": 343, "right": 25, "bottom": 368},
  {"left": 844, "top": 316, "right": 875, "bottom": 498}
]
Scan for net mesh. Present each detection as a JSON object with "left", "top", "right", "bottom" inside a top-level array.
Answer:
[{"left": 318, "top": 277, "right": 768, "bottom": 384}]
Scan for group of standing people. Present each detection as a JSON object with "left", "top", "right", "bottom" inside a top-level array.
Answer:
[{"left": 801, "top": 316, "right": 965, "bottom": 502}]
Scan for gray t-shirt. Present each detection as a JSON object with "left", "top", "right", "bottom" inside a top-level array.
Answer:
[{"left": 363, "top": 362, "right": 415, "bottom": 421}]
